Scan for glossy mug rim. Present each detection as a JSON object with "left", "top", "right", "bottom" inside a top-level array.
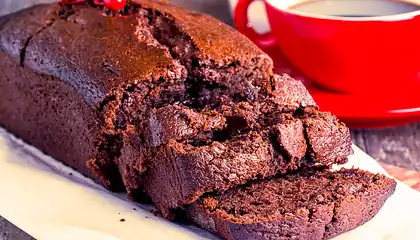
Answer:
[{"left": 266, "top": 0, "right": 420, "bottom": 21}]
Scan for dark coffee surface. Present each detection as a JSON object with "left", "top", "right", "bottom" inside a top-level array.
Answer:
[{"left": 289, "top": 0, "right": 420, "bottom": 17}]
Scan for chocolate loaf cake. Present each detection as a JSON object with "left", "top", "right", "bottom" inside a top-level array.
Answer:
[
  {"left": 0, "top": 1, "right": 276, "bottom": 191},
  {"left": 0, "top": 0, "right": 352, "bottom": 205},
  {"left": 0, "top": 1, "right": 395, "bottom": 239},
  {"left": 188, "top": 168, "right": 397, "bottom": 240}
]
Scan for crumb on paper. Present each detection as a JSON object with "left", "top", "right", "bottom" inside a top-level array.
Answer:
[
  {"left": 151, "top": 208, "right": 161, "bottom": 216},
  {"left": 133, "top": 208, "right": 137, "bottom": 211},
  {"left": 69, "top": 173, "right": 72, "bottom": 176},
  {"left": 120, "top": 218, "right": 125, "bottom": 222}
]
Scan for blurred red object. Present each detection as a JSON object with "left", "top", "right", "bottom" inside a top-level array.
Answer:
[
  {"left": 58, "top": 0, "right": 127, "bottom": 11},
  {"left": 265, "top": 45, "right": 420, "bottom": 129}
]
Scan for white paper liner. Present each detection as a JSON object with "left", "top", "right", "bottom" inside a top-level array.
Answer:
[{"left": 0, "top": 128, "right": 419, "bottom": 240}]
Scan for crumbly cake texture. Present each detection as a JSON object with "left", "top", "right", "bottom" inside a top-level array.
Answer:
[
  {"left": 188, "top": 168, "right": 396, "bottom": 240},
  {"left": 0, "top": 2, "right": 393, "bottom": 240}
]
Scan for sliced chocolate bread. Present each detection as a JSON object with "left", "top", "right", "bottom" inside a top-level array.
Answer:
[
  {"left": 134, "top": 102, "right": 352, "bottom": 217},
  {"left": 0, "top": 0, "right": 352, "bottom": 221},
  {"left": 0, "top": 1, "right": 275, "bottom": 191},
  {"left": 187, "top": 168, "right": 396, "bottom": 240},
  {"left": 115, "top": 73, "right": 352, "bottom": 217}
]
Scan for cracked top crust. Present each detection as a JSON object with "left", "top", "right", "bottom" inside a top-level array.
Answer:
[
  {"left": 137, "top": 0, "right": 273, "bottom": 68},
  {"left": 0, "top": 3, "right": 185, "bottom": 104},
  {"left": 0, "top": 1, "right": 272, "bottom": 105},
  {"left": 0, "top": 4, "right": 60, "bottom": 62}
]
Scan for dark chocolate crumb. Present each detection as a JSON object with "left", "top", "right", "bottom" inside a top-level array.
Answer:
[
  {"left": 102, "top": 60, "right": 121, "bottom": 76},
  {"left": 151, "top": 208, "right": 161, "bottom": 217},
  {"left": 120, "top": 218, "right": 126, "bottom": 222}
]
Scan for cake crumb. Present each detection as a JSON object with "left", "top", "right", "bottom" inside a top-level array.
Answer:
[
  {"left": 133, "top": 208, "right": 137, "bottom": 211},
  {"left": 120, "top": 218, "right": 125, "bottom": 222},
  {"left": 151, "top": 208, "right": 161, "bottom": 216},
  {"left": 69, "top": 173, "right": 72, "bottom": 176}
]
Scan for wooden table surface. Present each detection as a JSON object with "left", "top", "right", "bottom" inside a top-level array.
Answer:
[{"left": 1, "top": 0, "right": 420, "bottom": 239}]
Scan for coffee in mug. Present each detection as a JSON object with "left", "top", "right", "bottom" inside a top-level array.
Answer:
[{"left": 288, "top": 0, "right": 420, "bottom": 17}]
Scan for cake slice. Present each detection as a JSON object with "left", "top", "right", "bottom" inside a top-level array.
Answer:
[
  {"left": 187, "top": 168, "right": 396, "bottom": 240},
  {"left": 135, "top": 105, "right": 352, "bottom": 217},
  {"left": 115, "top": 74, "right": 352, "bottom": 217}
]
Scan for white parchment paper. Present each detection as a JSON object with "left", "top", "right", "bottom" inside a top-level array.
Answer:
[{"left": 0, "top": 128, "right": 419, "bottom": 240}]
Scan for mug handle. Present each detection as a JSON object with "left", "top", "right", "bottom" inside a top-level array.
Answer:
[{"left": 234, "top": 0, "right": 277, "bottom": 49}]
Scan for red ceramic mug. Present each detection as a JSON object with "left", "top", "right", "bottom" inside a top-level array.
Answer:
[{"left": 234, "top": 0, "right": 420, "bottom": 94}]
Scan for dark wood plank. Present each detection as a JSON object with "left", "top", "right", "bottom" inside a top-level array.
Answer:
[
  {"left": 351, "top": 124, "right": 420, "bottom": 171},
  {"left": 171, "top": 0, "right": 234, "bottom": 26},
  {"left": 0, "top": 0, "right": 53, "bottom": 16},
  {"left": 0, "top": 219, "right": 33, "bottom": 240}
]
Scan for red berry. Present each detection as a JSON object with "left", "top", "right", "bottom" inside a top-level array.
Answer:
[
  {"left": 103, "top": 0, "right": 127, "bottom": 11},
  {"left": 58, "top": 0, "right": 127, "bottom": 12}
]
